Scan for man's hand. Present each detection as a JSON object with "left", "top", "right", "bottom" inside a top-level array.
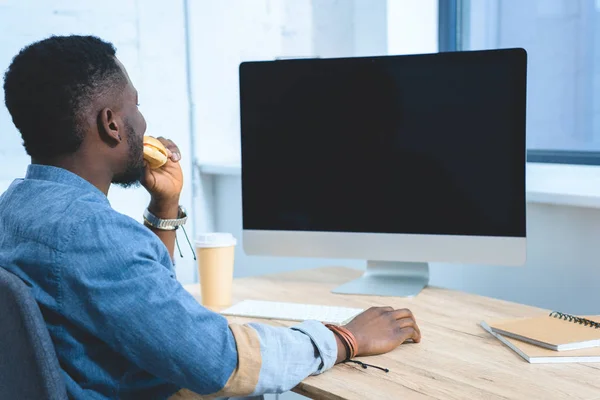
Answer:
[
  {"left": 340, "top": 307, "right": 421, "bottom": 360},
  {"left": 141, "top": 137, "right": 184, "bottom": 212},
  {"left": 141, "top": 137, "right": 183, "bottom": 259}
]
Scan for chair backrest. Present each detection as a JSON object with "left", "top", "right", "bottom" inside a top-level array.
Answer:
[{"left": 0, "top": 267, "right": 67, "bottom": 400}]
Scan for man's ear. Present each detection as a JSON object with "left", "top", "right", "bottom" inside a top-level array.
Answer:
[{"left": 97, "top": 108, "right": 122, "bottom": 145}]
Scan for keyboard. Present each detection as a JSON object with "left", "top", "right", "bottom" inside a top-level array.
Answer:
[{"left": 221, "top": 300, "right": 364, "bottom": 325}]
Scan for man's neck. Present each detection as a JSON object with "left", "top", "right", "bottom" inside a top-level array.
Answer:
[{"left": 32, "top": 155, "right": 112, "bottom": 196}]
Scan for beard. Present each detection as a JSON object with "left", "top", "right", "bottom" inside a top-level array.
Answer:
[{"left": 112, "top": 121, "right": 145, "bottom": 188}]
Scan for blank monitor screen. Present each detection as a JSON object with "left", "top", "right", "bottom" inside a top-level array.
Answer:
[{"left": 240, "top": 49, "right": 527, "bottom": 238}]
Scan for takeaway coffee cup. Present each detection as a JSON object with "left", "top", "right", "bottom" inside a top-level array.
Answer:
[{"left": 195, "top": 233, "right": 237, "bottom": 308}]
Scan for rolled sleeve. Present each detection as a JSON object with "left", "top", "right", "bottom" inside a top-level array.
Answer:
[
  {"left": 246, "top": 320, "right": 338, "bottom": 395},
  {"left": 291, "top": 320, "right": 338, "bottom": 373}
]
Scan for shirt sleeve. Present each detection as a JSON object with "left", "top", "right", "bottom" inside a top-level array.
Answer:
[
  {"left": 59, "top": 210, "right": 337, "bottom": 397},
  {"left": 248, "top": 320, "right": 338, "bottom": 395}
]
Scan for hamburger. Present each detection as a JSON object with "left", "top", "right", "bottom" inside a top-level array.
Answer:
[{"left": 143, "top": 136, "right": 168, "bottom": 169}]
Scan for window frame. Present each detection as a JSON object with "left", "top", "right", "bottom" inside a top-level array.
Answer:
[{"left": 438, "top": 0, "right": 600, "bottom": 166}]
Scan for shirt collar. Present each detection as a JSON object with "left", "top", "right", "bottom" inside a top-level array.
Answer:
[{"left": 25, "top": 164, "right": 109, "bottom": 203}]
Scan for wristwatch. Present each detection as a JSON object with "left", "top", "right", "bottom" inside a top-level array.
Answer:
[{"left": 143, "top": 206, "right": 188, "bottom": 231}]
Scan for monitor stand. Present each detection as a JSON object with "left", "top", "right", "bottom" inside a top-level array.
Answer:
[{"left": 331, "top": 261, "right": 429, "bottom": 297}]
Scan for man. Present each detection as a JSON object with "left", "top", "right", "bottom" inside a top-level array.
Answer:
[{"left": 0, "top": 35, "right": 421, "bottom": 399}]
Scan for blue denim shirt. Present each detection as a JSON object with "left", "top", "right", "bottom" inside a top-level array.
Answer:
[{"left": 0, "top": 165, "right": 337, "bottom": 399}]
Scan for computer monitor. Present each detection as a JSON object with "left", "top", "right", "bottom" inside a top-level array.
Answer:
[{"left": 239, "top": 48, "right": 527, "bottom": 297}]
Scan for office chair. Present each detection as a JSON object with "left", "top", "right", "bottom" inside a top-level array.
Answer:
[{"left": 0, "top": 267, "right": 67, "bottom": 400}]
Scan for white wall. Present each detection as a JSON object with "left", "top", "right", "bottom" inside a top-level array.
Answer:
[
  {"left": 188, "top": 0, "right": 289, "bottom": 167},
  {"left": 189, "top": 0, "right": 392, "bottom": 168},
  {"left": 0, "top": 0, "right": 197, "bottom": 282}
]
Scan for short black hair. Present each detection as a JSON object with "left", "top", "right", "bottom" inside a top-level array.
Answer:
[{"left": 3, "top": 35, "right": 126, "bottom": 160}]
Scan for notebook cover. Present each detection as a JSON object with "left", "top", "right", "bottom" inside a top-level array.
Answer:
[
  {"left": 481, "top": 321, "right": 600, "bottom": 363},
  {"left": 488, "top": 315, "right": 600, "bottom": 350}
]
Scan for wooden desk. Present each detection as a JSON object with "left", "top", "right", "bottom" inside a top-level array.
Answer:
[{"left": 185, "top": 267, "right": 600, "bottom": 400}]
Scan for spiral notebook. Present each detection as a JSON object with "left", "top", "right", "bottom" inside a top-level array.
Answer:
[
  {"left": 480, "top": 321, "right": 600, "bottom": 363},
  {"left": 488, "top": 312, "right": 600, "bottom": 351}
]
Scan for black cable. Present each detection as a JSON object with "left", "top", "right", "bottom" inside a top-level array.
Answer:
[
  {"left": 344, "top": 359, "right": 389, "bottom": 373},
  {"left": 181, "top": 225, "right": 196, "bottom": 260},
  {"left": 175, "top": 235, "right": 183, "bottom": 258}
]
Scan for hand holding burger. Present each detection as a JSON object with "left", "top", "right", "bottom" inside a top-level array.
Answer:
[{"left": 141, "top": 136, "right": 184, "bottom": 213}]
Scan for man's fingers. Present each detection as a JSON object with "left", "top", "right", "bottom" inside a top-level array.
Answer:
[
  {"left": 397, "top": 317, "right": 417, "bottom": 329},
  {"left": 389, "top": 308, "right": 414, "bottom": 322},
  {"left": 408, "top": 327, "right": 421, "bottom": 343},
  {"left": 393, "top": 316, "right": 421, "bottom": 343},
  {"left": 395, "top": 325, "right": 421, "bottom": 344},
  {"left": 397, "top": 317, "right": 421, "bottom": 336},
  {"left": 410, "top": 326, "right": 422, "bottom": 342},
  {"left": 157, "top": 137, "right": 181, "bottom": 162}
]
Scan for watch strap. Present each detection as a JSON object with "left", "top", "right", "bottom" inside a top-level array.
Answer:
[{"left": 143, "top": 206, "right": 187, "bottom": 231}]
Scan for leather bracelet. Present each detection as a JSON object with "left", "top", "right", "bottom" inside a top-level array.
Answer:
[
  {"left": 330, "top": 328, "right": 351, "bottom": 360},
  {"left": 326, "top": 324, "right": 389, "bottom": 373},
  {"left": 325, "top": 324, "right": 358, "bottom": 360}
]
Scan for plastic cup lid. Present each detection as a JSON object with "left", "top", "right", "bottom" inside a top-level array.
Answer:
[{"left": 195, "top": 233, "right": 237, "bottom": 248}]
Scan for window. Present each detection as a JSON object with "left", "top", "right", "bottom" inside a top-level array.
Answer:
[{"left": 443, "top": 0, "right": 600, "bottom": 165}]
